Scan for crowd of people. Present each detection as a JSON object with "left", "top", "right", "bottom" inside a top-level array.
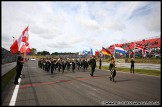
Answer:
[
  {"left": 38, "top": 57, "right": 89, "bottom": 74},
  {"left": 12, "top": 53, "right": 121, "bottom": 85},
  {"left": 13, "top": 54, "right": 137, "bottom": 85},
  {"left": 37, "top": 56, "right": 116, "bottom": 82}
]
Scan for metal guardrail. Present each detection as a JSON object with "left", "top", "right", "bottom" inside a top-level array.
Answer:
[{"left": 1, "top": 62, "right": 17, "bottom": 77}]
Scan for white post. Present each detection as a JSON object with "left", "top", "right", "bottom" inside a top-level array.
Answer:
[
  {"left": 114, "top": 44, "right": 116, "bottom": 60},
  {"left": 134, "top": 41, "right": 136, "bottom": 59}
]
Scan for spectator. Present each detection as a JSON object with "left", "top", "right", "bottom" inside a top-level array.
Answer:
[{"left": 130, "top": 58, "right": 135, "bottom": 73}]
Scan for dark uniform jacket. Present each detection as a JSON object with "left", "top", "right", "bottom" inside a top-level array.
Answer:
[{"left": 89, "top": 58, "right": 96, "bottom": 69}]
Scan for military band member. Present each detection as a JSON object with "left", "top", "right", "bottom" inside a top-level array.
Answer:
[
  {"left": 67, "top": 59, "right": 71, "bottom": 71},
  {"left": 89, "top": 56, "right": 96, "bottom": 77},
  {"left": 51, "top": 58, "right": 55, "bottom": 74},
  {"left": 72, "top": 59, "right": 75, "bottom": 72}
]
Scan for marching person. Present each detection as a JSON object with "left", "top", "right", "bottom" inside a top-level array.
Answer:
[
  {"left": 57, "top": 59, "right": 61, "bottom": 72},
  {"left": 82, "top": 58, "right": 86, "bottom": 71},
  {"left": 89, "top": 55, "right": 96, "bottom": 77},
  {"left": 109, "top": 60, "right": 116, "bottom": 82},
  {"left": 66, "top": 59, "right": 71, "bottom": 71},
  {"left": 62, "top": 59, "right": 66, "bottom": 73},
  {"left": 76, "top": 59, "right": 81, "bottom": 71},
  {"left": 72, "top": 59, "right": 75, "bottom": 72},
  {"left": 51, "top": 58, "right": 55, "bottom": 74},
  {"left": 85, "top": 58, "right": 88, "bottom": 71},
  {"left": 109, "top": 59, "right": 114, "bottom": 73}
]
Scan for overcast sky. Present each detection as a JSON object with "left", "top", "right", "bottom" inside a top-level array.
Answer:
[{"left": 2, "top": 1, "right": 161, "bottom": 54}]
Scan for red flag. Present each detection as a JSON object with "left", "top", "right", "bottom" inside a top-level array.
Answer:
[
  {"left": 25, "top": 41, "right": 29, "bottom": 46},
  {"left": 10, "top": 34, "right": 22, "bottom": 54},
  {"left": 95, "top": 51, "right": 99, "bottom": 57},
  {"left": 26, "top": 46, "right": 31, "bottom": 53},
  {"left": 135, "top": 44, "right": 145, "bottom": 54},
  {"left": 20, "top": 44, "right": 26, "bottom": 53},
  {"left": 10, "top": 26, "right": 29, "bottom": 54},
  {"left": 21, "top": 26, "right": 29, "bottom": 43},
  {"left": 10, "top": 40, "right": 18, "bottom": 54}
]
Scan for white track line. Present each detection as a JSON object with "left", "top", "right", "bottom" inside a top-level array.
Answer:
[{"left": 9, "top": 77, "right": 21, "bottom": 106}]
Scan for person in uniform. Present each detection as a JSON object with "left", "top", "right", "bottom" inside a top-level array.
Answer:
[
  {"left": 89, "top": 55, "right": 96, "bottom": 77},
  {"left": 76, "top": 59, "right": 80, "bottom": 71},
  {"left": 85, "top": 58, "right": 88, "bottom": 71},
  {"left": 130, "top": 58, "right": 135, "bottom": 73},
  {"left": 62, "top": 59, "right": 66, "bottom": 73},
  {"left": 109, "top": 60, "right": 114, "bottom": 73},
  {"left": 82, "top": 58, "right": 86, "bottom": 71},
  {"left": 51, "top": 58, "right": 55, "bottom": 74},
  {"left": 109, "top": 60, "right": 116, "bottom": 82},
  {"left": 42, "top": 58, "right": 45, "bottom": 70},
  {"left": 66, "top": 58, "right": 71, "bottom": 71},
  {"left": 72, "top": 59, "right": 75, "bottom": 72},
  {"left": 57, "top": 59, "right": 61, "bottom": 72}
]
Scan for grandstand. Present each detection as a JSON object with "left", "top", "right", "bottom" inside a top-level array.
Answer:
[{"left": 99, "top": 37, "right": 161, "bottom": 58}]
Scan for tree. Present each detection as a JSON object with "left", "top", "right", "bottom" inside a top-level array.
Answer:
[
  {"left": 37, "top": 52, "right": 42, "bottom": 55},
  {"left": 31, "top": 48, "right": 37, "bottom": 55},
  {"left": 37, "top": 51, "right": 50, "bottom": 55},
  {"left": 51, "top": 52, "right": 58, "bottom": 55},
  {"left": 42, "top": 51, "right": 50, "bottom": 55}
]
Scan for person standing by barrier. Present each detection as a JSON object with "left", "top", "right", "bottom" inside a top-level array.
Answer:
[
  {"left": 130, "top": 58, "right": 135, "bottom": 73},
  {"left": 89, "top": 55, "right": 96, "bottom": 77},
  {"left": 14, "top": 56, "right": 25, "bottom": 85}
]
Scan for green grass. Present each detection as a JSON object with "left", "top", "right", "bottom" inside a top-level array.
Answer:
[
  {"left": 97, "top": 66, "right": 160, "bottom": 76},
  {"left": 1, "top": 67, "right": 16, "bottom": 92}
]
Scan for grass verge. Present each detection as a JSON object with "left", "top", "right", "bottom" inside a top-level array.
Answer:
[
  {"left": 97, "top": 66, "right": 160, "bottom": 76},
  {"left": 1, "top": 67, "right": 16, "bottom": 92}
]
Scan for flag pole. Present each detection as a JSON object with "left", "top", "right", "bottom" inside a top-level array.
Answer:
[
  {"left": 113, "top": 44, "right": 115, "bottom": 60},
  {"left": 12, "top": 36, "right": 15, "bottom": 43},
  {"left": 23, "top": 43, "right": 26, "bottom": 62}
]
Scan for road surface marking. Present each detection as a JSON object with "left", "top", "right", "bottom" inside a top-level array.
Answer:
[{"left": 9, "top": 78, "right": 21, "bottom": 106}]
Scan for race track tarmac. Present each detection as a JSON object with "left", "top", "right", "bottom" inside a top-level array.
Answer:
[{"left": 2, "top": 60, "right": 161, "bottom": 106}]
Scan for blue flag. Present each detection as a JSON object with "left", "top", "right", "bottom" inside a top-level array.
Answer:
[
  {"left": 83, "top": 50, "right": 88, "bottom": 55},
  {"left": 115, "top": 47, "right": 126, "bottom": 54},
  {"left": 90, "top": 48, "right": 93, "bottom": 55}
]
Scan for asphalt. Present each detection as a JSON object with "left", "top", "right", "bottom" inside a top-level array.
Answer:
[{"left": 2, "top": 60, "right": 161, "bottom": 106}]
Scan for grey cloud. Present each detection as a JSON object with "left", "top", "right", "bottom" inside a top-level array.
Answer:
[
  {"left": 103, "top": 19, "right": 126, "bottom": 31},
  {"left": 2, "top": 34, "right": 13, "bottom": 42},
  {"left": 47, "top": 42, "right": 72, "bottom": 49}
]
